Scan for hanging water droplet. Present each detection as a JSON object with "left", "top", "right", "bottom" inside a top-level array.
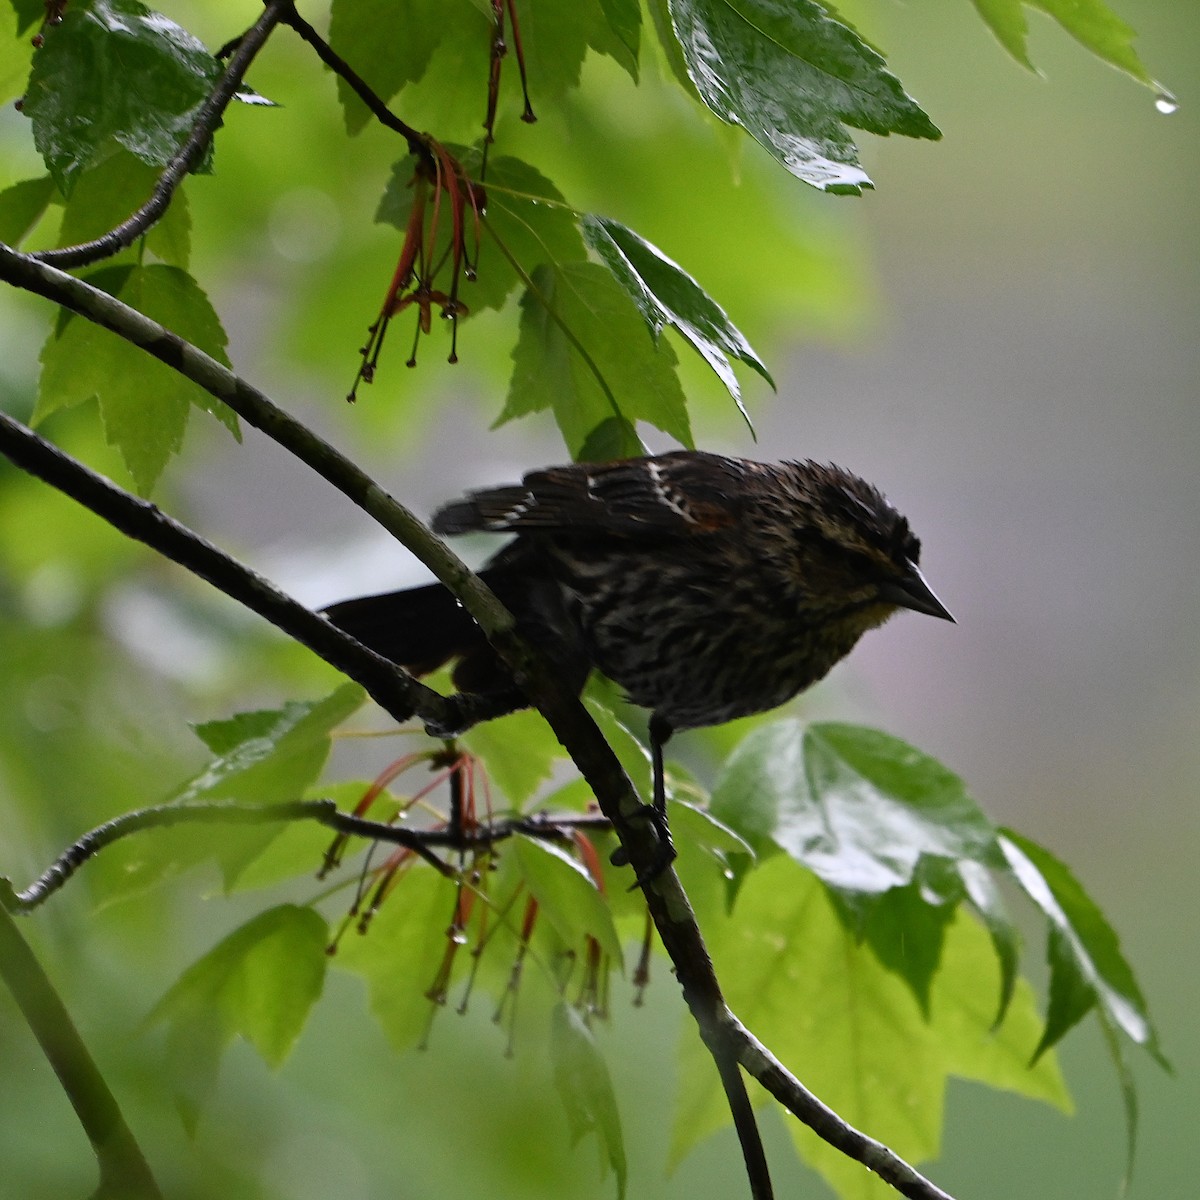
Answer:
[{"left": 1154, "top": 92, "right": 1178, "bottom": 115}]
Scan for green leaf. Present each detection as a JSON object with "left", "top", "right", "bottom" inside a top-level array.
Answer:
[
  {"left": 710, "top": 720, "right": 998, "bottom": 897},
  {"left": 329, "top": 0, "right": 449, "bottom": 134},
  {"left": 461, "top": 707, "right": 566, "bottom": 806},
  {"left": 148, "top": 905, "right": 328, "bottom": 1128},
  {"left": 333, "top": 865, "right": 463, "bottom": 1053},
  {"left": 665, "top": 0, "right": 940, "bottom": 194},
  {"left": 670, "top": 797, "right": 753, "bottom": 863},
  {"left": 710, "top": 720, "right": 1011, "bottom": 1005},
  {"left": 182, "top": 685, "right": 366, "bottom": 808},
  {"left": 957, "top": 858, "right": 1021, "bottom": 1029},
  {"left": 0, "top": 175, "right": 56, "bottom": 247},
  {"left": 0, "top": 9, "right": 34, "bottom": 105},
  {"left": 34, "top": 264, "right": 236, "bottom": 494},
  {"left": 23, "top": 0, "right": 221, "bottom": 193},
  {"left": 144, "top": 185, "right": 192, "bottom": 268},
  {"left": 859, "top": 880, "right": 955, "bottom": 1016},
  {"left": 969, "top": 0, "right": 1035, "bottom": 68},
  {"left": 583, "top": 689, "right": 653, "bottom": 800},
  {"left": 11, "top": 0, "right": 44, "bottom": 35},
  {"left": 500, "top": 261, "right": 691, "bottom": 457},
  {"left": 582, "top": 214, "right": 772, "bottom": 426},
  {"left": 999, "top": 830, "right": 1167, "bottom": 1068},
  {"left": 508, "top": 0, "right": 603, "bottom": 106},
  {"left": 56, "top": 151, "right": 191, "bottom": 267},
  {"left": 97, "top": 686, "right": 365, "bottom": 897},
  {"left": 970, "top": 0, "right": 1165, "bottom": 95},
  {"left": 594, "top": 0, "right": 642, "bottom": 79},
  {"left": 512, "top": 834, "right": 623, "bottom": 963},
  {"left": 482, "top": 155, "right": 590, "bottom": 304},
  {"left": 551, "top": 1003, "right": 627, "bottom": 1198},
  {"left": 673, "top": 858, "right": 1069, "bottom": 1199}
]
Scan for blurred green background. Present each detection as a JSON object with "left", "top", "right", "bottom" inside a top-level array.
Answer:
[{"left": 0, "top": 1, "right": 1196, "bottom": 1197}]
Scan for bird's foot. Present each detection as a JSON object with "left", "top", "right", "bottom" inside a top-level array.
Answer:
[{"left": 609, "top": 802, "right": 677, "bottom": 888}]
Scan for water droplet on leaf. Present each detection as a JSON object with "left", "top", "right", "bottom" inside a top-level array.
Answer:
[{"left": 1154, "top": 92, "right": 1178, "bottom": 115}]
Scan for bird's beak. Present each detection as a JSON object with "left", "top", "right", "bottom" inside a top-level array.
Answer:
[{"left": 880, "top": 563, "right": 955, "bottom": 622}]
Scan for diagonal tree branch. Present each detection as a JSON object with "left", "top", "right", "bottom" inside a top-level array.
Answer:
[
  {"left": 0, "top": 407, "right": 449, "bottom": 731},
  {"left": 0, "top": 240, "right": 959, "bottom": 1200}
]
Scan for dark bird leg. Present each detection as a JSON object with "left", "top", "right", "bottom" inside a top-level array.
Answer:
[
  {"left": 609, "top": 713, "right": 677, "bottom": 881},
  {"left": 648, "top": 713, "right": 673, "bottom": 822},
  {"left": 641, "top": 713, "right": 677, "bottom": 880}
]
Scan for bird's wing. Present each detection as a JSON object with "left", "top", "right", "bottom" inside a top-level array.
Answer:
[{"left": 432, "top": 451, "right": 753, "bottom": 536}]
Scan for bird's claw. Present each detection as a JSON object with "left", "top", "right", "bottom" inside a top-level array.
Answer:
[{"left": 609, "top": 802, "right": 677, "bottom": 888}]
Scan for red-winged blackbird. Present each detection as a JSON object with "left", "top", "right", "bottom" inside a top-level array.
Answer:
[{"left": 325, "top": 451, "right": 953, "bottom": 821}]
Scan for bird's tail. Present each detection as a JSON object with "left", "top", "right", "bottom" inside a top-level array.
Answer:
[{"left": 323, "top": 579, "right": 508, "bottom": 691}]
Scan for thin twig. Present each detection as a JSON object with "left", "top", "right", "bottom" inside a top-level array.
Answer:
[
  {"left": 32, "top": 0, "right": 290, "bottom": 269},
  {"left": 6, "top": 799, "right": 615, "bottom": 912},
  {"left": 274, "top": 0, "right": 427, "bottom": 157}
]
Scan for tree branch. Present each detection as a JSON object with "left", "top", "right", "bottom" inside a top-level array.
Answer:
[
  {"left": 31, "top": 0, "right": 290, "bottom": 270},
  {"left": 733, "top": 1018, "right": 958, "bottom": 1200},
  {"left": 0, "top": 241, "right": 959, "bottom": 1200},
  {"left": 5, "top": 799, "right": 614, "bottom": 913},
  {"left": 0, "top": 904, "right": 163, "bottom": 1199},
  {"left": 0, "top": 408, "right": 454, "bottom": 731}
]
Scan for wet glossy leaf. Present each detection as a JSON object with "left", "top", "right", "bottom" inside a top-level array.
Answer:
[
  {"left": 583, "top": 689, "right": 653, "bottom": 800},
  {"left": 148, "top": 904, "right": 328, "bottom": 1127},
  {"left": 183, "top": 685, "right": 366, "bottom": 807},
  {"left": 499, "top": 261, "right": 691, "bottom": 457},
  {"left": 23, "top": 0, "right": 221, "bottom": 193},
  {"left": 859, "top": 880, "right": 955, "bottom": 1016},
  {"left": 999, "top": 830, "right": 1167, "bottom": 1067},
  {"left": 670, "top": 797, "right": 752, "bottom": 862},
  {"left": 482, "top": 155, "right": 589, "bottom": 301},
  {"left": 551, "top": 1003, "right": 627, "bottom": 1198},
  {"left": 92, "top": 686, "right": 364, "bottom": 896},
  {"left": 957, "top": 858, "right": 1021, "bottom": 1028},
  {"left": 34, "top": 264, "right": 235, "bottom": 493},
  {"left": 666, "top": 0, "right": 939, "bottom": 193},
  {"left": 710, "top": 720, "right": 997, "bottom": 897},
  {"left": 582, "top": 214, "right": 772, "bottom": 424}
]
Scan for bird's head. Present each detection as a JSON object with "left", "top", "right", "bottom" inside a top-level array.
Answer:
[{"left": 780, "top": 461, "right": 955, "bottom": 629}]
